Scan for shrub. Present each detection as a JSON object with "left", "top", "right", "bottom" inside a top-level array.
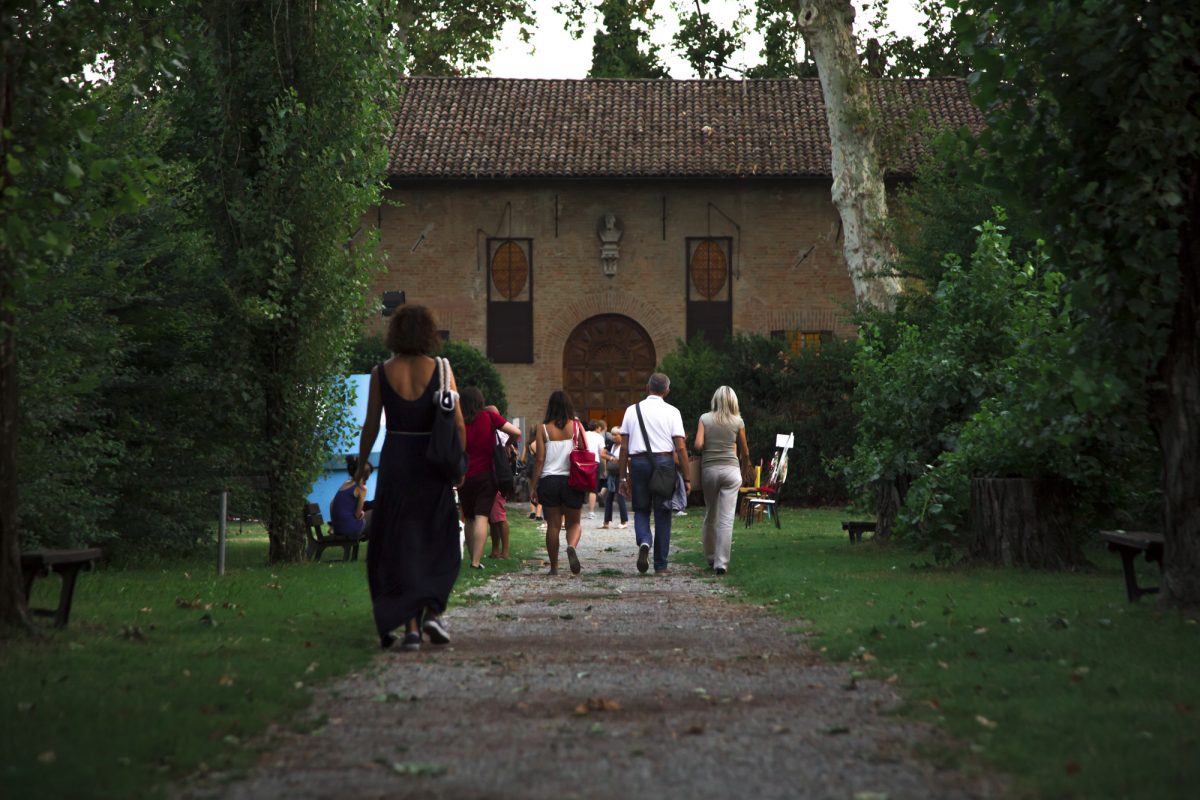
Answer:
[
  {"left": 844, "top": 218, "right": 1160, "bottom": 550},
  {"left": 346, "top": 332, "right": 389, "bottom": 374},
  {"left": 660, "top": 334, "right": 855, "bottom": 505},
  {"left": 442, "top": 340, "right": 507, "bottom": 416}
]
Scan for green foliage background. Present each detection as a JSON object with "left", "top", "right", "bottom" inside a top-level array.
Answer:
[
  {"left": 443, "top": 340, "right": 509, "bottom": 417},
  {"left": 660, "top": 335, "right": 855, "bottom": 505},
  {"left": 6, "top": 0, "right": 534, "bottom": 563}
]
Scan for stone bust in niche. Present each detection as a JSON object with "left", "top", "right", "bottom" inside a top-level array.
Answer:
[{"left": 598, "top": 213, "right": 623, "bottom": 277}]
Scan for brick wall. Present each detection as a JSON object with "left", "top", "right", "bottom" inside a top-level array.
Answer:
[{"left": 370, "top": 178, "right": 857, "bottom": 426}]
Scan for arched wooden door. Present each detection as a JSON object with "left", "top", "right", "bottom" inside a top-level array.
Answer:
[{"left": 563, "top": 315, "right": 656, "bottom": 429}]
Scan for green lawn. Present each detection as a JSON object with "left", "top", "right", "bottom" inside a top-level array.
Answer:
[
  {"left": 0, "top": 521, "right": 541, "bottom": 799},
  {"left": 675, "top": 508, "right": 1200, "bottom": 800}
]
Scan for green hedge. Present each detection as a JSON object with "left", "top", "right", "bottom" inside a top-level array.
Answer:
[{"left": 660, "top": 335, "right": 854, "bottom": 505}]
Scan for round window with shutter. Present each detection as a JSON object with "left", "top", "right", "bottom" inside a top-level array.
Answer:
[
  {"left": 491, "top": 241, "right": 528, "bottom": 300},
  {"left": 690, "top": 240, "right": 727, "bottom": 300}
]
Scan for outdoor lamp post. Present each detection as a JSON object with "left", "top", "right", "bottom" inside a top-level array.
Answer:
[{"left": 381, "top": 290, "right": 405, "bottom": 317}]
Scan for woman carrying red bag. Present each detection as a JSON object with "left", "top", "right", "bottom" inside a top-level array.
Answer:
[{"left": 528, "top": 390, "right": 587, "bottom": 576}]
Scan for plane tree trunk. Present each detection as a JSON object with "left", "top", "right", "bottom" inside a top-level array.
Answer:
[{"left": 797, "top": 0, "right": 902, "bottom": 311}]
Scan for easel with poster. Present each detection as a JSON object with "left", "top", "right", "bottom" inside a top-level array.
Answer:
[{"left": 742, "top": 433, "right": 793, "bottom": 529}]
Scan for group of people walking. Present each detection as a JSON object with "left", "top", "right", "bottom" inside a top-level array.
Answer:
[{"left": 353, "top": 305, "right": 753, "bottom": 652}]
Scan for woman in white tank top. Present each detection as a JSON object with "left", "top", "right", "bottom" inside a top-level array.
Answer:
[{"left": 528, "top": 390, "right": 587, "bottom": 576}]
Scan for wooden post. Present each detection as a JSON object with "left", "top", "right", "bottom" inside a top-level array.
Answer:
[{"left": 217, "top": 490, "right": 228, "bottom": 576}]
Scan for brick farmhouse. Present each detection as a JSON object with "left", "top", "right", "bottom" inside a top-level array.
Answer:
[{"left": 372, "top": 77, "right": 982, "bottom": 427}]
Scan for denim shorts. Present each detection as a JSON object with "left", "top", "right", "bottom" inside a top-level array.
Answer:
[{"left": 537, "top": 474, "right": 583, "bottom": 510}]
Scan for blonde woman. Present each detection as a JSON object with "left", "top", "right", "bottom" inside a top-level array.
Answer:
[{"left": 694, "top": 386, "right": 751, "bottom": 574}]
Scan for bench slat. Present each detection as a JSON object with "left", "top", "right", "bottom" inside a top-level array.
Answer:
[
  {"left": 1098, "top": 530, "right": 1164, "bottom": 550},
  {"left": 21, "top": 548, "right": 103, "bottom": 567}
]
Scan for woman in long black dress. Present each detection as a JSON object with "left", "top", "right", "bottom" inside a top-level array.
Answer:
[{"left": 354, "top": 305, "right": 465, "bottom": 651}]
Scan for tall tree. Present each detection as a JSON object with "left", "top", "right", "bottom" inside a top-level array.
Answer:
[
  {"left": 862, "top": 0, "right": 970, "bottom": 77},
  {"left": 671, "top": 0, "right": 744, "bottom": 79},
  {"left": 797, "top": 0, "right": 902, "bottom": 309},
  {"left": 396, "top": 0, "right": 534, "bottom": 75},
  {"left": 557, "top": 0, "right": 670, "bottom": 78},
  {"left": 745, "top": 0, "right": 820, "bottom": 78},
  {"left": 957, "top": 0, "right": 1200, "bottom": 607},
  {"left": 171, "top": 1, "right": 399, "bottom": 562},
  {"left": 0, "top": 1, "right": 159, "bottom": 630}
]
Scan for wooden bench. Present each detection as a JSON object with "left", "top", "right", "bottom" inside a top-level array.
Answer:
[
  {"left": 842, "top": 520, "right": 876, "bottom": 544},
  {"left": 1098, "top": 529, "right": 1164, "bottom": 602},
  {"left": 21, "top": 548, "right": 103, "bottom": 628},
  {"left": 304, "top": 503, "right": 363, "bottom": 562}
]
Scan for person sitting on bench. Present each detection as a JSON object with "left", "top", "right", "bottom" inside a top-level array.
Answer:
[{"left": 330, "top": 456, "right": 372, "bottom": 540}]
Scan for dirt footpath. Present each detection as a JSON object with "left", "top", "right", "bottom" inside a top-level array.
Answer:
[{"left": 179, "top": 511, "right": 1004, "bottom": 800}]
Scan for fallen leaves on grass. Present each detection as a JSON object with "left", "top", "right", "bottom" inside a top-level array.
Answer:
[
  {"left": 575, "top": 697, "right": 620, "bottom": 715},
  {"left": 119, "top": 625, "right": 145, "bottom": 641},
  {"left": 37, "top": 751, "right": 56, "bottom": 765},
  {"left": 975, "top": 714, "right": 998, "bottom": 730},
  {"left": 218, "top": 675, "right": 235, "bottom": 687},
  {"left": 175, "top": 596, "right": 204, "bottom": 609}
]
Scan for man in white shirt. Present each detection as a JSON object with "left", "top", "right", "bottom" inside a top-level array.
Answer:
[{"left": 617, "top": 372, "right": 691, "bottom": 575}]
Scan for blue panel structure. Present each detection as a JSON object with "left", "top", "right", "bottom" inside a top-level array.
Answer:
[{"left": 306, "top": 374, "right": 386, "bottom": 518}]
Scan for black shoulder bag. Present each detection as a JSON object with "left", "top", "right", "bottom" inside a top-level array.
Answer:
[
  {"left": 492, "top": 430, "right": 515, "bottom": 499},
  {"left": 425, "top": 357, "right": 467, "bottom": 484},
  {"left": 635, "top": 402, "right": 679, "bottom": 499}
]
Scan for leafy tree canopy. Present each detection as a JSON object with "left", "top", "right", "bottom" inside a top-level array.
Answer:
[
  {"left": 557, "top": 0, "right": 670, "bottom": 78},
  {"left": 400, "top": 0, "right": 535, "bottom": 75},
  {"left": 950, "top": 0, "right": 1200, "bottom": 605},
  {"left": 668, "top": 0, "right": 970, "bottom": 80}
]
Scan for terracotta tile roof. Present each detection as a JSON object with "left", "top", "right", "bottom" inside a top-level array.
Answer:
[{"left": 387, "top": 77, "right": 983, "bottom": 181}]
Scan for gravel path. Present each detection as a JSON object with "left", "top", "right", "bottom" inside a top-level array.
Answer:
[{"left": 179, "top": 509, "right": 1004, "bottom": 800}]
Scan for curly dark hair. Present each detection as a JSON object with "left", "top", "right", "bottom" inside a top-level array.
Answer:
[
  {"left": 542, "top": 390, "right": 575, "bottom": 429},
  {"left": 385, "top": 304, "right": 441, "bottom": 356},
  {"left": 460, "top": 386, "right": 485, "bottom": 425}
]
